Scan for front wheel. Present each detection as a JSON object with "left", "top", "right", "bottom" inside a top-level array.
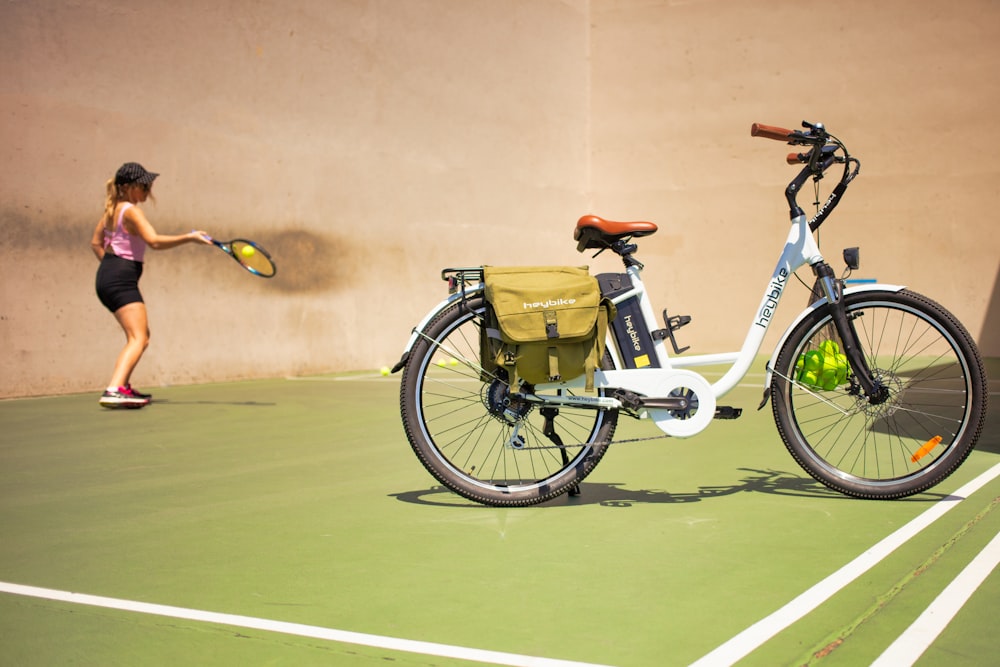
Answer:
[
  {"left": 399, "top": 295, "right": 619, "bottom": 506},
  {"left": 771, "top": 289, "right": 988, "bottom": 499}
]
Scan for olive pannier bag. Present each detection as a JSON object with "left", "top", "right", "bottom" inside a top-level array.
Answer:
[{"left": 480, "top": 266, "right": 616, "bottom": 391}]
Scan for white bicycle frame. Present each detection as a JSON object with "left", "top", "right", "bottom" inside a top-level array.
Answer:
[{"left": 400, "top": 212, "right": 904, "bottom": 439}]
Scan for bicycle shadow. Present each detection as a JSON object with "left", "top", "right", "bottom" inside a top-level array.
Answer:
[{"left": 389, "top": 467, "right": 953, "bottom": 508}]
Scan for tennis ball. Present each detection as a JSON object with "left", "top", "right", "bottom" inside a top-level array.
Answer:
[
  {"left": 803, "top": 350, "right": 824, "bottom": 372},
  {"left": 241, "top": 245, "right": 256, "bottom": 258},
  {"left": 436, "top": 359, "right": 447, "bottom": 367},
  {"left": 834, "top": 353, "right": 849, "bottom": 384},
  {"left": 800, "top": 370, "right": 819, "bottom": 386},
  {"left": 380, "top": 366, "right": 390, "bottom": 376},
  {"left": 818, "top": 340, "right": 840, "bottom": 357}
]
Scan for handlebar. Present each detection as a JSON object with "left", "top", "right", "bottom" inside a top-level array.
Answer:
[
  {"left": 750, "top": 123, "right": 795, "bottom": 142},
  {"left": 751, "top": 121, "right": 861, "bottom": 231}
]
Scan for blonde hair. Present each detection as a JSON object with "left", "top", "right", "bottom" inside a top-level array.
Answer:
[
  {"left": 102, "top": 178, "right": 155, "bottom": 231},
  {"left": 102, "top": 178, "right": 121, "bottom": 231}
]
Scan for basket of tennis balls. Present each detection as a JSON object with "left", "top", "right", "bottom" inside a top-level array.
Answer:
[{"left": 795, "top": 339, "right": 849, "bottom": 390}]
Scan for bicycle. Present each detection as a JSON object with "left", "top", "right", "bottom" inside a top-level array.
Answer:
[{"left": 392, "top": 121, "right": 989, "bottom": 507}]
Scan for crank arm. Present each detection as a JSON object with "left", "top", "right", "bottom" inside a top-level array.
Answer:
[{"left": 639, "top": 397, "right": 691, "bottom": 411}]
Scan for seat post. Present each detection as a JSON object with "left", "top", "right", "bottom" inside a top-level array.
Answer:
[{"left": 611, "top": 239, "right": 643, "bottom": 269}]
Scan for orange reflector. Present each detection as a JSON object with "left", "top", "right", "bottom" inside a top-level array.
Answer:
[{"left": 911, "top": 435, "right": 943, "bottom": 463}]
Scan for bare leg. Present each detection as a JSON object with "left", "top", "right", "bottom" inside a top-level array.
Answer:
[{"left": 108, "top": 302, "right": 150, "bottom": 389}]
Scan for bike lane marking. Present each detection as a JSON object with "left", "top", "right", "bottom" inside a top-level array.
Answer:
[
  {"left": 870, "top": 527, "right": 1000, "bottom": 666},
  {"left": 0, "top": 581, "right": 613, "bottom": 667},
  {"left": 689, "top": 461, "right": 1000, "bottom": 667}
]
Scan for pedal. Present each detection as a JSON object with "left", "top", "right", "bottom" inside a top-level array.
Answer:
[
  {"left": 713, "top": 406, "right": 743, "bottom": 420},
  {"left": 651, "top": 310, "right": 691, "bottom": 354}
]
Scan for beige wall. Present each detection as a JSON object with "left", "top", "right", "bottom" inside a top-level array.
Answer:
[
  {"left": 1, "top": 0, "right": 997, "bottom": 398},
  {"left": 588, "top": 0, "right": 1000, "bottom": 360}
]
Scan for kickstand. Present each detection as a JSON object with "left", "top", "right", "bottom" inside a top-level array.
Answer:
[{"left": 540, "top": 407, "right": 581, "bottom": 497}]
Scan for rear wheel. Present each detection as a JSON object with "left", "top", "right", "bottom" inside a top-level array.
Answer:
[
  {"left": 771, "top": 289, "right": 988, "bottom": 498},
  {"left": 400, "top": 295, "right": 618, "bottom": 506}
]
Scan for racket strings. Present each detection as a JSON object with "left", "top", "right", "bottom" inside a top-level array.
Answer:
[{"left": 231, "top": 241, "right": 276, "bottom": 277}]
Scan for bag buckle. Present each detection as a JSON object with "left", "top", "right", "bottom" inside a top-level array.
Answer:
[{"left": 544, "top": 310, "right": 559, "bottom": 339}]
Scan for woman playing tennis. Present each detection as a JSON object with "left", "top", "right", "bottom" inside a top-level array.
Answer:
[{"left": 90, "top": 162, "right": 211, "bottom": 408}]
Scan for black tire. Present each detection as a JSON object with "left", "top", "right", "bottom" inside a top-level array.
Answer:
[
  {"left": 400, "top": 295, "right": 618, "bottom": 506},
  {"left": 772, "top": 289, "right": 988, "bottom": 499}
]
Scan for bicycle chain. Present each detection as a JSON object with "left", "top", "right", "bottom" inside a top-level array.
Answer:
[{"left": 510, "top": 426, "right": 674, "bottom": 451}]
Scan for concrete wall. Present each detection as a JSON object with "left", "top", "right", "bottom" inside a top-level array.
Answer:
[
  {"left": 2, "top": 0, "right": 997, "bottom": 398},
  {"left": 1, "top": 0, "right": 592, "bottom": 397},
  {"left": 588, "top": 0, "right": 1000, "bottom": 360}
]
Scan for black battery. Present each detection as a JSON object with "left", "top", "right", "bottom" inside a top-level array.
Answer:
[{"left": 597, "top": 273, "right": 661, "bottom": 369}]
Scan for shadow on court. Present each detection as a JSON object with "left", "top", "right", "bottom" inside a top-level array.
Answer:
[
  {"left": 1, "top": 374, "right": 998, "bottom": 666},
  {"left": 390, "top": 467, "right": 954, "bottom": 508},
  {"left": 153, "top": 399, "right": 277, "bottom": 406}
]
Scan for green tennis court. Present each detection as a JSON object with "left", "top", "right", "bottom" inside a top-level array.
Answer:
[{"left": 1, "top": 364, "right": 998, "bottom": 666}]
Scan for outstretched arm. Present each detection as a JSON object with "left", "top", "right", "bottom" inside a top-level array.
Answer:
[{"left": 124, "top": 206, "right": 211, "bottom": 250}]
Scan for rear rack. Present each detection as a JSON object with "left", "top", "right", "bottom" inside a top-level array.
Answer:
[{"left": 441, "top": 267, "right": 485, "bottom": 295}]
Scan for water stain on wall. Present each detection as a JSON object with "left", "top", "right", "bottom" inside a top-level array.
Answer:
[
  {"left": 219, "top": 227, "right": 354, "bottom": 293},
  {"left": 1, "top": 207, "right": 354, "bottom": 294}
]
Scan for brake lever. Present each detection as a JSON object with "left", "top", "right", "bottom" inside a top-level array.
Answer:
[{"left": 792, "top": 121, "right": 829, "bottom": 147}]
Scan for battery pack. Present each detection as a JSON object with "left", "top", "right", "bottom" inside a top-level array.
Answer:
[{"left": 597, "top": 273, "right": 661, "bottom": 369}]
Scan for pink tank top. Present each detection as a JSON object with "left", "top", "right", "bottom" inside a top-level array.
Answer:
[{"left": 103, "top": 203, "right": 146, "bottom": 262}]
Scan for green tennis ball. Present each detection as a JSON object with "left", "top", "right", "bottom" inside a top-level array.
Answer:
[
  {"left": 803, "top": 350, "right": 824, "bottom": 372},
  {"left": 241, "top": 245, "right": 256, "bottom": 258},
  {"left": 818, "top": 339, "right": 840, "bottom": 357},
  {"left": 834, "top": 353, "right": 849, "bottom": 384},
  {"left": 820, "top": 369, "right": 838, "bottom": 390},
  {"left": 800, "top": 370, "right": 819, "bottom": 386}
]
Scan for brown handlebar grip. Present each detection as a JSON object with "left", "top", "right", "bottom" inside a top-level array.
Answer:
[
  {"left": 786, "top": 152, "right": 806, "bottom": 165},
  {"left": 751, "top": 123, "right": 794, "bottom": 141}
]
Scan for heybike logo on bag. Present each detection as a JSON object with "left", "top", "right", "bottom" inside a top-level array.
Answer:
[{"left": 523, "top": 298, "right": 577, "bottom": 309}]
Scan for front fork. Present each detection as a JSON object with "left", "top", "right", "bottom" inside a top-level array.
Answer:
[{"left": 812, "top": 262, "right": 889, "bottom": 404}]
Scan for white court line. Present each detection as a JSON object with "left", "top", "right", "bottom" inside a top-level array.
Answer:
[
  {"left": 5, "top": 469, "right": 999, "bottom": 667},
  {"left": 871, "top": 527, "right": 1000, "bottom": 666},
  {"left": 0, "top": 581, "right": 613, "bottom": 667},
  {"left": 690, "top": 461, "right": 1000, "bottom": 667}
]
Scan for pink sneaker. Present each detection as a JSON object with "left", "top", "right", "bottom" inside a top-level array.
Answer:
[
  {"left": 124, "top": 384, "right": 153, "bottom": 401},
  {"left": 99, "top": 387, "right": 150, "bottom": 409}
]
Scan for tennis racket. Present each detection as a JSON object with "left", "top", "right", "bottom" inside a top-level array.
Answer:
[{"left": 204, "top": 235, "right": 277, "bottom": 278}]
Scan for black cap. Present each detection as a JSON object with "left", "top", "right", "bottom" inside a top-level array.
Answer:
[{"left": 115, "top": 162, "right": 159, "bottom": 186}]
